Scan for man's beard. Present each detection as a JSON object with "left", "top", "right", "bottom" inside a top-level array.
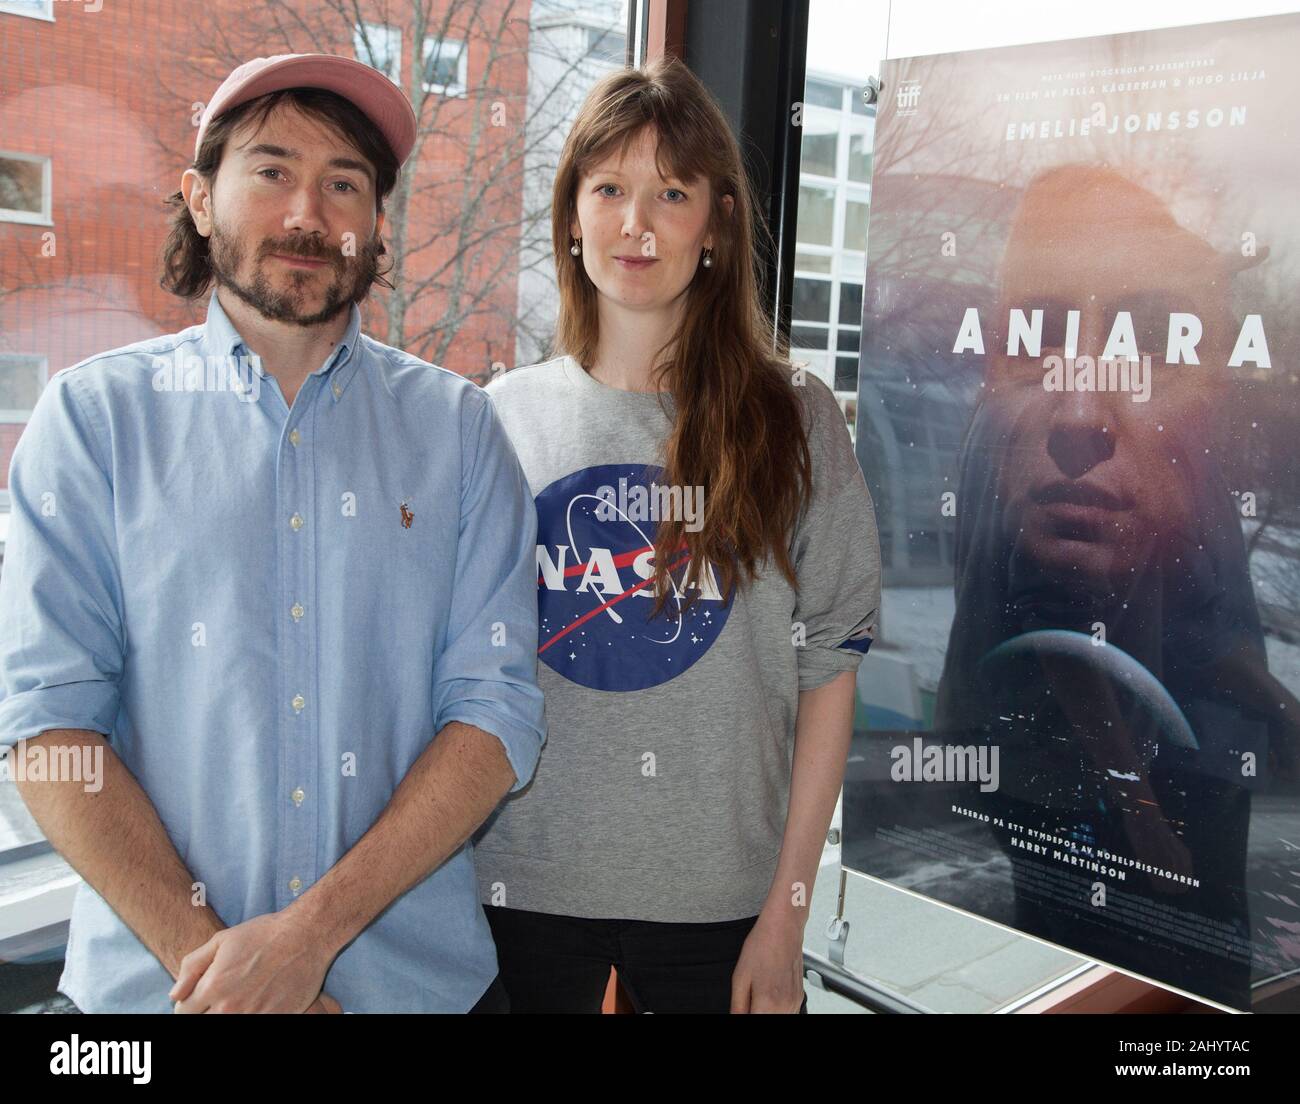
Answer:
[{"left": 209, "top": 221, "right": 382, "bottom": 327}]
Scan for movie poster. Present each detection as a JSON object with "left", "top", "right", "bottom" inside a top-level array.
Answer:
[{"left": 846, "top": 12, "right": 1300, "bottom": 1012}]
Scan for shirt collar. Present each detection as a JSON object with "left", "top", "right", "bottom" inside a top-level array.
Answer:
[{"left": 202, "top": 290, "right": 365, "bottom": 403}]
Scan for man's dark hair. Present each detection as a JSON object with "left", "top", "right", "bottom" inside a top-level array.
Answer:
[{"left": 160, "top": 87, "right": 401, "bottom": 300}]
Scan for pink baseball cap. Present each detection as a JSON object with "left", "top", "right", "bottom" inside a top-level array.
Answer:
[{"left": 195, "top": 53, "right": 418, "bottom": 166}]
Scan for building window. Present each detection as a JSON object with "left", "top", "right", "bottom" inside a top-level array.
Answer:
[
  {"left": 794, "top": 76, "right": 877, "bottom": 392},
  {"left": 804, "top": 78, "right": 842, "bottom": 110},
  {"left": 353, "top": 22, "right": 402, "bottom": 84},
  {"left": 791, "top": 268, "right": 834, "bottom": 389},
  {"left": 0, "top": 355, "right": 48, "bottom": 423},
  {"left": 801, "top": 119, "right": 838, "bottom": 179},
  {"left": 797, "top": 184, "right": 835, "bottom": 247},
  {"left": 795, "top": 250, "right": 832, "bottom": 274},
  {"left": 847, "top": 132, "right": 873, "bottom": 184},
  {"left": 834, "top": 356, "right": 859, "bottom": 392},
  {"left": 838, "top": 282, "right": 863, "bottom": 325},
  {"left": 0, "top": 0, "right": 53, "bottom": 21},
  {"left": 422, "top": 36, "right": 468, "bottom": 97},
  {"left": 0, "top": 152, "right": 52, "bottom": 225},
  {"left": 585, "top": 25, "right": 625, "bottom": 63},
  {"left": 844, "top": 196, "right": 870, "bottom": 251},
  {"left": 793, "top": 276, "right": 832, "bottom": 325}
]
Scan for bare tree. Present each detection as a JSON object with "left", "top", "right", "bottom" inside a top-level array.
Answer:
[{"left": 151, "top": 0, "right": 615, "bottom": 379}]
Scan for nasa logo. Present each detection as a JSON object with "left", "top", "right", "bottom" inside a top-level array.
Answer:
[{"left": 534, "top": 463, "right": 732, "bottom": 691}]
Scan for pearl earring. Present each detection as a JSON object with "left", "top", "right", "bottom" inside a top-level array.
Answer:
[
  {"left": 702, "top": 247, "right": 713, "bottom": 268},
  {"left": 570, "top": 239, "right": 582, "bottom": 256}
]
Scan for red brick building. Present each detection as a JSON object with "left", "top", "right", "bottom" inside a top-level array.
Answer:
[{"left": 0, "top": 0, "right": 532, "bottom": 493}]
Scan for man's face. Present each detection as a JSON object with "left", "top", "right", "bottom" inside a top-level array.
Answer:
[
  {"left": 196, "top": 102, "right": 385, "bottom": 327},
  {"left": 985, "top": 188, "right": 1232, "bottom": 590}
]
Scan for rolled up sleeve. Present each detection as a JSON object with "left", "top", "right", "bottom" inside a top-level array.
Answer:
[
  {"left": 792, "top": 378, "right": 882, "bottom": 692},
  {"left": 431, "top": 389, "right": 546, "bottom": 792},
  {"left": 0, "top": 371, "right": 124, "bottom": 748}
]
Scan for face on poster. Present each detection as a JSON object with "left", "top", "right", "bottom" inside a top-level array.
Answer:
[{"left": 845, "top": 11, "right": 1300, "bottom": 1012}]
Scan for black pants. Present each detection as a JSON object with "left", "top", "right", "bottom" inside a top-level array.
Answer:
[
  {"left": 486, "top": 905, "right": 809, "bottom": 1014},
  {"left": 468, "top": 973, "right": 510, "bottom": 1013}
]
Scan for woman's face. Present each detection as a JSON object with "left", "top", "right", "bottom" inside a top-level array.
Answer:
[{"left": 570, "top": 125, "right": 725, "bottom": 316}]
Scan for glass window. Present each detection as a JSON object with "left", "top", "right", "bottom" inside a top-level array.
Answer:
[
  {"left": 793, "top": 277, "right": 832, "bottom": 324},
  {"left": 844, "top": 197, "right": 870, "bottom": 251},
  {"left": 838, "top": 282, "right": 862, "bottom": 325},
  {"left": 799, "top": 0, "right": 1083, "bottom": 1016},
  {"left": 512, "top": 3, "right": 638, "bottom": 368},
  {"left": 834, "top": 355, "right": 859, "bottom": 392},
  {"left": 586, "top": 25, "right": 626, "bottom": 63},
  {"left": 847, "top": 131, "right": 873, "bottom": 183},
  {"left": 0, "top": 0, "right": 51, "bottom": 19},
  {"left": 800, "top": 119, "right": 838, "bottom": 178},
  {"left": 795, "top": 250, "right": 832, "bottom": 273},
  {"left": 797, "top": 184, "right": 835, "bottom": 246},
  {"left": 422, "top": 36, "right": 468, "bottom": 97},
  {"left": 791, "top": 324, "right": 830, "bottom": 352},
  {"left": 354, "top": 22, "right": 402, "bottom": 84},
  {"left": 0, "top": 153, "right": 50, "bottom": 224},
  {"left": 804, "top": 77, "right": 842, "bottom": 109}
]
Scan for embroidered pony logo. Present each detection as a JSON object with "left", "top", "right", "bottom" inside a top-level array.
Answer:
[{"left": 400, "top": 501, "right": 414, "bottom": 529}]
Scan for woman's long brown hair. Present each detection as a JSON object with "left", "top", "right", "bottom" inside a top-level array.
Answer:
[{"left": 552, "top": 57, "right": 813, "bottom": 617}]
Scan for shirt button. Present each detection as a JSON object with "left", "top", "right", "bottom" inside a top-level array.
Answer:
[
  {"left": 290, "top": 513, "right": 304, "bottom": 531},
  {"left": 291, "top": 787, "right": 305, "bottom": 807},
  {"left": 291, "top": 694, "right": 305, "bottom": 712},
  {"left": 289, "top": 428, "right": 301, "bottom": 447},
  {"left": 290, "top": 602, "right": 304, "bottom": 621},
  {"left": 288, "top": 876, "right": 302, "bottom": 894},
  {"left": 332, "top": 382, "right": 342, "bottom": 398}
]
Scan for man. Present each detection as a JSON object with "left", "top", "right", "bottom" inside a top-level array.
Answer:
[{"left": 0, "top": 54, "right": 545, "bottom": 1013}]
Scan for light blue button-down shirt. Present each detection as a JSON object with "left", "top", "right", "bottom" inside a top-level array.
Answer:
[{"left": 0, "top": 291, "right": 546, "bottom": 1012}]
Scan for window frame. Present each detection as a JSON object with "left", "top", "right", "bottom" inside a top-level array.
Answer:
[
  {"left": 353, "top": 20, "right": 402, "bottom": 84},
  {"left": 795, "top": 76, "right": 877, "bottom": 402},
  {"left": 0, "top": 0, "right": 54, "bottom": 22},
  {"left": 421, "top": 35, "right": 469, "bottom": 98},
  {"left": 0, "top": 151, "right": 53, "bottom": 226}
]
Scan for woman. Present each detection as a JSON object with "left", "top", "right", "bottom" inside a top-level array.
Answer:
[{"left": 472, "top": 57, "right": 881, "bottom": 1013}]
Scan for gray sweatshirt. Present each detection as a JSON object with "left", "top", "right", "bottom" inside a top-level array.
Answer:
[{"left": 472, "top": 355, "right": 881, "bottom": 921}]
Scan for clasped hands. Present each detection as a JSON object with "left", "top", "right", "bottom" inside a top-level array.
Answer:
[{"left": 170, "top": 912, "right": 341, "bottom": 1014}]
